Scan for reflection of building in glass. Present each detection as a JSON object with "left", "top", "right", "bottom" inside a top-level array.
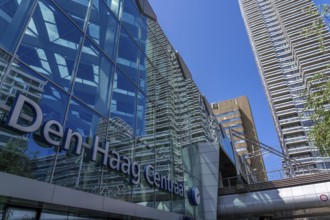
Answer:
[
  {"left": 240, "top": 0, "right": 330, "bottom": 175},
  {"left": 0, "top": 57, "right": 47, "bottom": 178},
  {"left": 0, "top": 58, "right": 46, "bottom": 129},
  {"left": 212, "top": 96, "right": 267, "bottom": 182},
  {"left": 0, "top": 0, "right": 243, "bottom": 219}
]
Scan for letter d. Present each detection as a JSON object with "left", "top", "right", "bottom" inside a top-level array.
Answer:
[{"left": 6, "top": 94, "right": 43, "bottom": 133}]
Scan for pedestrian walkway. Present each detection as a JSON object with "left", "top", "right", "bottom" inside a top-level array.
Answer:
[{"left": 218, "top": 172, "right": 330, "bottom": 219}]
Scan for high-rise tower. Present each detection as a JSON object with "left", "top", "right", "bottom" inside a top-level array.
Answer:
[
  {"left": 240, "top": 0, "right": 330, "bottom": 175},
  {"left": 212, "top": 96, "right": 267, "bottom": 182}
]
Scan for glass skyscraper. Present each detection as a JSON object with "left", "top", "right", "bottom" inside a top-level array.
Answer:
[
  {"left": 0, "top": 0, "right": 238, "bottom": 219},
  {"left": 240, "top": 0, "right": 330, "bottom": 175}
]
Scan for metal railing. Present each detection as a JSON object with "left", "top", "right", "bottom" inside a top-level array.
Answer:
[{"left": 220, "top": 164, "right": 330, "bottom": 188}]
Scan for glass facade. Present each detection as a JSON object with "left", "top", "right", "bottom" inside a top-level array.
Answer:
[{"left": 0, "top": 0, "right": 237, "bottom": 219}]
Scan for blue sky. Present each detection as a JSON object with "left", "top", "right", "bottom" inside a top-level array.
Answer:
[{"left": 148, "top": 0, "right": 283, "bottom": 179}]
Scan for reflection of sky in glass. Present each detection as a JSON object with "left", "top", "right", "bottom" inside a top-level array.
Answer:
[
  {"left": 54, "top": 53, "right": 70, "bottom": 79},
  {"left": 219, "top": 129, "right": 235, "bottom": 165},
  {"left": 21, "top": 1, "right": 81, "bottom": 85},
  {"left": 26, "top": 20, "right": 38, "bottom": 37}
]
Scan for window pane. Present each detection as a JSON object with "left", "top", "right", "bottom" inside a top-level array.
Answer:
[
  {"left": 0, "top": 50, "right": 11, "bottom": 98},
  {"left": 117, "top": 28, "right": 139, "bottom": 84},
  {"left": 5, "top": 207, "right": 37, "bottom": 220},
  {"left": 139, "top": 18, "right": 147, "bottom": 92},
  {"left": 97, "top": 86, "right": 136, "bottom": 202},
  {"left": 141, "top": 16, "right": 147, "bottom": 51},
  {"left": 54, "top": 0, "right": 90, "bottom": 29},
  {"left": 73, "top": 39, "right": 114, "bottom": 117},
  {"left": 122, "top": 0, "right": 140, "bottom": 42},
  {"left": 136, "top": 93, "right": 146, "bottom": 137},
  {"left": 132, "top": 96, "right": 155, "bottom": 207},
  {"left": 139, "top": 53, "right": 147, "bottom": 92},
  {"left": 103, "top": 0, "right": 123, "bottom": 19},
  {"left": 110, "top": 69, "right": 137, "bottom": 136},
  {"left": 41, "top": 210, "right": 68, "bottom": 220},
  {"left": 0, "top": 60, "right": 69, "bottom": 182},
  {"left": 52, "top": 98, "right": 104, "bottom": 192},
  {"left": 88, "top": 0, "right": 120, "bottom": 60},
  {"left": 0, "top": 0, "right": 36, "bottom": 52},
  {"left": 17, "top": 0, "right": 83, "bottom": 92},
  {"left": 99, "top": 135, "right": 134, "bottom": 202}
]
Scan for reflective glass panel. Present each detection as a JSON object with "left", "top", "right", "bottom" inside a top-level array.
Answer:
[
  {"left": 154, "top": 141, "right": 174, "bottom": 211},
  {"left": 41, "top": 211, "right": 68, "bottom": 220},
  {"left": 0, "top": 50, "right": 11, "bottom": 102},
  {"left": 99, "top": 99, "right": 135, "bottom": 202},
  {"left": 99, "top": 135, "right": 134, "bottom": 202},
  {"left": 52, "top": 98, "right": 104, "bottom": 193},
  {"left": 117, "top": 28, "right": 139, "bottom": 84},
  {"left": 54, "top": 0, "right": 90, "bottom": 29},
  {"left": 141, "top": 16, "right": 147, "bottom": 52},
  {"left": 0, "top": 198, "right": 4, "bottom": 220},
  {"left": 182, "top": 144, "right": 204, "bottom": 218},
  {"left": 139, "top": 53, "right": 147, "bottom": 93},
  {"left": 73, "top": 39, "right": 114, "bottom": 117},
  {"left": 17, "top": 0, "right": 83, "bottom": 92},
  {"left": 132, "top": 96, "right": 155, "bottom": 207},
  {"left": 0, "top": 0, "right": 36, "bottom": 52},
  {"left": 0, "top": 60, "right": 69, "bottom": 182},
  {"left": 139, "top": 17, "right": 147, "bottom": 92},
  {"left": 110, "top": 68, "right": 137, "bottom": 136},
  {"left": 219, "top": 128, "right": 235, "bottom": 164},
  {"left": 5, "top": 207, "right": 37, "bottom": 220},
  {"left": 88, "top": 0, "right": 120, "bottom": 60},
  {"left": 104, "top": 0, "right": 123, "bottom": 19},
  {"left": 144, "top": 60, "right": 156, "bottom": 106},
  {"left": 122, "top": 0, "right": 140, "bottom": 42},
  {"left": 136, "top": 93, "right": 146, "bottom": 137}
]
